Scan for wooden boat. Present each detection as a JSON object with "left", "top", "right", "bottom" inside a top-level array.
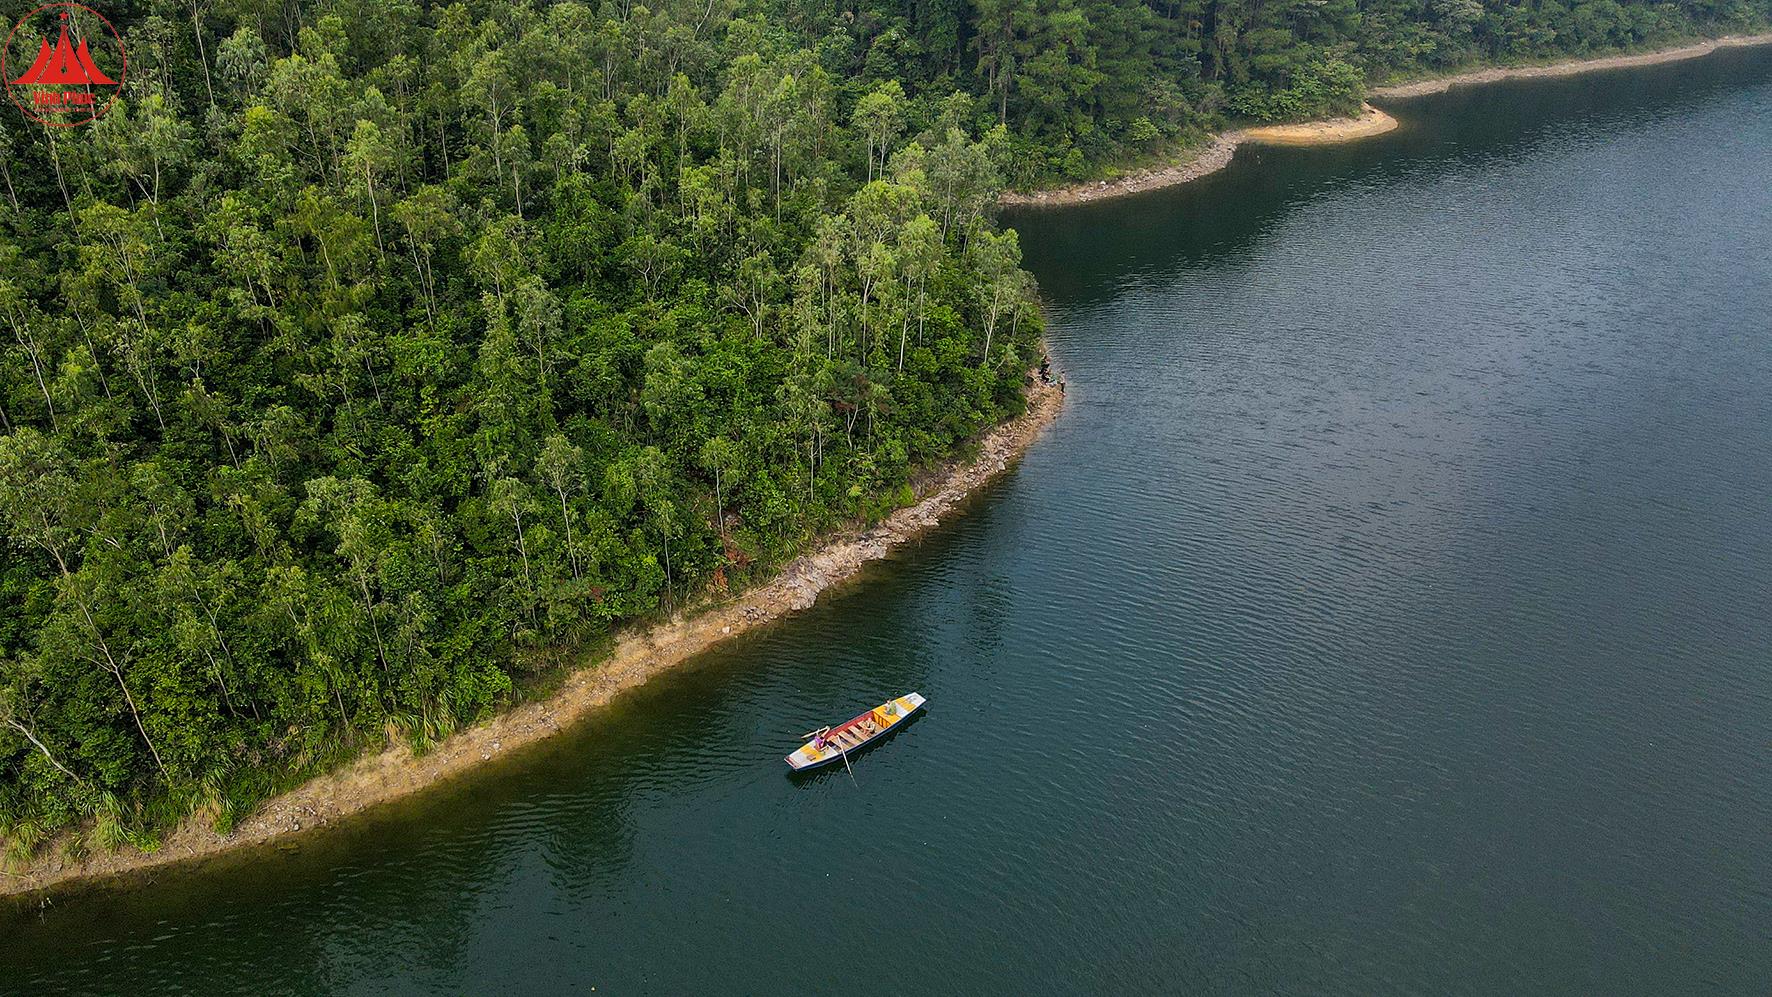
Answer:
[{"left": 785, "top": 692, "right": 926, "bottom": 771}]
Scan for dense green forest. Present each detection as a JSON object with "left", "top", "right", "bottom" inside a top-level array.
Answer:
[{"left": 1, "top": 0, "right": 1766, "bottom": 861}]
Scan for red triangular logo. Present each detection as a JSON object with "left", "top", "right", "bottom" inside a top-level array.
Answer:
[
  {"left": 8, "top": 24, "right": 116, "bottom": 85},
  {"left": 74, "top": 37, "right": 115, "bottom": 84},
  {"left": 7, "top": 37, "right": 55, "bottom": 85}
]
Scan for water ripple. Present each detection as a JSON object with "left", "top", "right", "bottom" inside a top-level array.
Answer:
[{"left": 9, "top": 47, "right": 1772, "bottom": 997}]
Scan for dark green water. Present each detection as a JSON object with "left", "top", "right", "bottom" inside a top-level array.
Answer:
[{"left": 8, "top": 48, "right": 1772, "bottom": 994}]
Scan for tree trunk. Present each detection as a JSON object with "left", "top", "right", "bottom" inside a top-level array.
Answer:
[
  {"left": 190, "top": 2, "right": 216, "bottom": 107},
  {"left": 555, "top": 489, "right": 581, "bottom": 580},
  {"left": 4, "top": 715, "right": 81, "bottom": 784},
  {"left": 354, "top": 570, "right": 392, "bottom": 686},
  {"left": 0, "top": 154, "right": 18, "bottom": 212},
  {"left": 365, "top": 168, "right": 384, "bottom": 251},
  {"left": 511, "top": 507, "right": 535, "bottom": 622},
  {"left": 13, "top": 327, "right": 57, "bottom": 429}
]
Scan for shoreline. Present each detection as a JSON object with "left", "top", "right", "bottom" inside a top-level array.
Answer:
[
  {"left": 1369, "top": 32, "right": 1772, "bottom": 98},
  {"left": 1001, "top": 32, "right": 1772, "bottom": 209},
  {"left": 1240, "top": 104, "right": 1400, "bottom": 146},
  {"left": 11, "top": 28, "right": 1771, "bottom": 907},
  {"left": 997, "top": 105, "right": 1396, "bottom": 209},
  {"left": 1, "top": 380, "right": 1066, "bottom": 901}
]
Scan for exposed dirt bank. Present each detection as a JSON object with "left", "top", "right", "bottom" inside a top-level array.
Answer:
[
  {"left": 998, "top": 105, "right": 1395, "bottom": 209},
  {"left": 1241, "top": 105, "right": 1399, "bottom": 145},
  {"left": 998, "top": 133, "right": 1244, "bottom": 209},
  {"left": 1370, "top": 33, "right": 1772, "bottom": 99},
  {"left": 1, "top": 380, "right": 1066, "bottom": 901},
  {"left": 1001, "top": 33, "right": 1772, "bottom": 209}
]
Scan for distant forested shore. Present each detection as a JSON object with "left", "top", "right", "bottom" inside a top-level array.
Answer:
[{"left": 2, "top": 0, "right": 1767, "bottom": 864}]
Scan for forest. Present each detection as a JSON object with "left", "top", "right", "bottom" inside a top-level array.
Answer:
[{"left": 1, "top": 0, "right": 1765, "bottom": 860}]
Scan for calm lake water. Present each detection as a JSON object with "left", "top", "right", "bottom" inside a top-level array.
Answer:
[{"left": 7, "top": 48, "right": 1772, "bottom": 995}]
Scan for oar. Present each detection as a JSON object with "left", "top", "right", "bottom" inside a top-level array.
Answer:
[
  {"left": 836, "top": 737, "right": 856, "bottom": 784},
  {"left": 803, "top": 725, "right": 856, "bottom": 784}
]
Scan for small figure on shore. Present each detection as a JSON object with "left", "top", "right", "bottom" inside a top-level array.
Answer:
[
  {"left": 1058, "top": 376, "right": 1066, "bottom": 394},
  {"left": 1038, "top": 353, "right": 1052, "bottom": 384}
]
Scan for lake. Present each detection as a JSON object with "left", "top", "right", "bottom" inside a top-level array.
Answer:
[{"left": 5, "top": 45, "right": 1771, "bottom": 995}]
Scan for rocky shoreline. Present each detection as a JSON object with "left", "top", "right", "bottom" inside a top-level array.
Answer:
[
  {"left": 1000, "top": 33, "right": 1772, "bottom": 209},
  {"left": 1370, "top": 32, "right": 1772, "bottom": 98},
  {"left": 997, "top": 105, "right": 1396, "bottom": 209},
  {"left": 1, "top": 380, "right": 1066, "bottom": 901}
]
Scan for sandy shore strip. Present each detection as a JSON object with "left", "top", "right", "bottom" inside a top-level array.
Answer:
[
  {"left": 1, "top": 380, "right": 1065, "bottom": 900},
  {"left": 1002, "top": 33, "right": 1772, "bottom": 209},
  {"left": 999, "top": 105, "right": 1395, "bottom": 208},
  {"left": 1371, "top": 32, "right": 1772, "bottom": 98},
  {"left": 998, "top": 133, "right": 1243, "bottom": 209},
  {"left": 1240, "top": 104, "right": 1399, "bottom": 146}
]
